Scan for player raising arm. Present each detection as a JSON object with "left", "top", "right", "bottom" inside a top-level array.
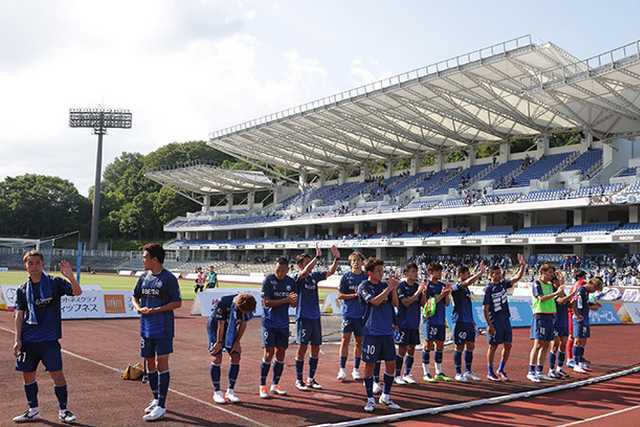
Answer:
[{"left": 13, "top": 251, "right": 81, "bottom": 424}]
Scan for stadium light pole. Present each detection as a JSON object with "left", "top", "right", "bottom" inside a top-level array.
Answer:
[{"left": 69, "top": 107, "right": 132, "bottom": 250}]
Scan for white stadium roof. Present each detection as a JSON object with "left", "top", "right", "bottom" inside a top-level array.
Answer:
[
  {"left": 208, "top": 36, "right": 640, "bottom": 172},
  {"left": 145, "top": 164, "right": 273, "bottom": 195}
]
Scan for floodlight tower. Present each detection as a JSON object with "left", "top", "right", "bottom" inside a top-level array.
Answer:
[{"left": 69, "top": 107, "right": 132, "bottom": 250}]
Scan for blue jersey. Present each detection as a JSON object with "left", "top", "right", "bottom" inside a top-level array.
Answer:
[
  {"left": 483, "top": 279, "right": 513, "bottom": 322},
  {"left": 397, "top": 281, "right": 421, "bottom": 329},
  {"left": 555, "top": 296, "right": 570, "bottom": 329},
  {"left": 15, "top": 275, "right": 73, "bottom": 343},
  {"left": 451, "top": 282, "right": 474, "bottom": 324},
  {"left": 133, "top": 270, "right": 182, "bottom": 339},
  {"left": 426, "top": 281, "right": 447, "bottom": 326},
  {"left": 210, "top": 294, "right": 252, "bottom": 323},
  {"left": 294, "top": 271, "right": 326, "bottom": 320},
  {"left": 339, "top": 271, "right": 368, "bottom": 319},
  {"left": 261, "top": 274, "right": 296, "bottom": 329},
  {"left": 358, "top": 280, "right": 394, "bottom": 336},
  {"left": 573, "top": 287, "right": 590, "bottom": 324}
]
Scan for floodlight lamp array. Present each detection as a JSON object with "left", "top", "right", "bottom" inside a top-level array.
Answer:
[{"left": 69, "top": 108, "right": 132, "bottom": 131}]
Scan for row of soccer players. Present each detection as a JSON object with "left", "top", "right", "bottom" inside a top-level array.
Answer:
[{"left": 11, "top": 245, "right": 602, "bottom": 423}]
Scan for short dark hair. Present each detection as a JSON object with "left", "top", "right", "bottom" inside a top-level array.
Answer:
[
  {"left": 143, "top": 243, "right": 165, "bottom": 264},
  {"left": 275, "top": 257, "right": 289, "bottom": 266},
  {"left": 574, "top": 270, "right": 587, "bottom": 280},
  {"left": 490, "top": 264, "right": 502, "bottom": 272},
  {"left": 403, "top": 262, "right": 418, "bottom": 273},
  {"left": 295, "top": 254, "right": 311, "bottom": 265},
  {"left": 427, "top": 262, "right": 443, "bottom": 272},
  {"left": 539, "top": 262, "right": 554, "bottom": 273},
  {"left": 22, "top": 250, "right": 44, "bottom": 263},
  {"left": 364, "top": 257, "right": 384, "bottom": 272},
  {"left": 458, "top": 265, "right": 470, "bottom": 275}
]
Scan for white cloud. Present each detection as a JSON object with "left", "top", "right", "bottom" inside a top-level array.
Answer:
[{"left": 0, "top": 1, "right": 331, "bottom": 195}]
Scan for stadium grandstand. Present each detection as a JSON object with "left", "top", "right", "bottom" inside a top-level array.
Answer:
[{"left": 141, "top": 35, "right": 640, "bottom": 271}]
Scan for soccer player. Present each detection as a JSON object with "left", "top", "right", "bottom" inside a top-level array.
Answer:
[
  {"left": 12, "top": 251, "right": 82, "bottom": 424},
  {"left": 206, "top": 266, "right": 218, "bottom": 289},
  {"left": 571, "top": 277, "right": 603, "bottom": 374},
  {"left": 421, "top": 263, "right": 452, "bottom": 382},
  {"left": 259, "top": 257, "right": 298, "bottom": 398},
  {"left": 483, "top": 254, "right": 526, "bottom": 382},
  {"left": 294, "top": 244, "right": 340, "bottom": 391},
  {"left": 207, "top": 293, "right": 257, "bottom": 403},
  {"left": 549, "top": 271, "right": 573, "bottom": 378},
  {"left": 194, "top": 267, "right": 205, "bottom": 293},
  {"left": 451, "top": 262, "right": 486, "bottom": 382},
  {"left": 132, "top": 243, "right": 182, "bottom": 422},
  {"left": 566, "top": 270, "right": 587, "bottom": 369},
  {"left": 358, "top": 257, "right": 401, "bottom": 413},
  {"left": 337, "top": 251, "right": 367, "bottom": 382},
  {"left": 527, "top": 263, "right": 564, "bottom": 382},
  {"left": 394, "top": 262, "right": 426, "bottom": 385}
]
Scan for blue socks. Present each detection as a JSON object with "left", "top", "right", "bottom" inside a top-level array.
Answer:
[
  {"left": 558, "top": 351, "right": 566, "bottom": 368},
  {"left": 528, "top": 364, "right": 536, "bottom": 374},
  {"left": 272, "top": 360, "right": 284, "bottom": 385},
  {"left": 309, "top": 357, "right": 319, "bottom": 380},
  {"left": 54, "top": 385, "right": 68, "bottom": 410},
  {"left": 364, "top": 377, "right": 374, "bottom": 398},
  {"left": 295, "top": 359, "right": 304, "bottom": 381},
  {"left": 340, "top": 356, "right": 347, "bottom": 369},
  {"left": 373, "top": 361, "right": 381, "bottom": 383},
  {"left": 148, "top": 371, "right": 159, "bottom": 400},
  {"left": 464, "top": 350, "right": 473, "bottom": 372},
  {"left": 395, "top": 355, "right": 404, "bottom": 377},
  {"left": 229, "top": 364, "right": 240, "bottom": 390},
  {"left": 574, "top": 346, "right": 584, "bottom": 364},
  {"left": 354, "top": 356, "right": 361, "bottom": 369},
  {"left": 383, "top": 373, "right": 394, "bottom": 394},
  {"left": 404, "top": 355, "right": 414, "bottom": 376},
  {"left": 454, "top": 351, "right": 462, "bottom": 374},
  {"left": 24, "top": 382, "right": 38, "bottom": 409},
  {"left": 158, "top": 371, "right": 170, "bottom": 408},
  {"left": 435, "top": 350, "right": 443, "bottom": 364},
  {"left": 210, "top": 364, "right": 221, "bottom": 391},
  {"left": 422, "top": 350, "right": 430, "bottom": 365},
  {"left": 260, "top": 360, "right": 270, "bottom": 386},
  {"left": 498, "top": 360, "right": 507, "bottom": 374},
  {"left": 549, "top": 351, "right": 557, "bottom": 370}
]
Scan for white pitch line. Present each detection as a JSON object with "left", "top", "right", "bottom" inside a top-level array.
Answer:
[
  {"left": 555, "top": 404, "right": 640, "bottom": 427},
  {"left": 0, "top": 326, "right": 268, "bottom": 427},
  {"left": 310, "top": 365, "right": 640, "bottom": 427}
]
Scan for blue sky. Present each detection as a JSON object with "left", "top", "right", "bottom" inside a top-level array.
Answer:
[{"left": 0, "top": 0, "right": 638, "bottom": 194}]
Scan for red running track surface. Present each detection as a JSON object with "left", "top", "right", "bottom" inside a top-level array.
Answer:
[{"left": 1, "top": 303, "right": 639, "bottom": 426}]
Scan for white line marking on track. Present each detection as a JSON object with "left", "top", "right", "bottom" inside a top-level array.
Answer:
[
  {"left": 0, "top": 326, "right": 269, "bottom": 427},
  {"left": 555, "top": 404, "right": 640, "bottom": 427}
]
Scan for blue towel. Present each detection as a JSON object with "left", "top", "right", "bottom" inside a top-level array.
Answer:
[
  {"left": 25, "top": 273, "right": 53, "bottom": 325},
  {"left": 224, "top": 304, "right": 239, "bottom": 350}
]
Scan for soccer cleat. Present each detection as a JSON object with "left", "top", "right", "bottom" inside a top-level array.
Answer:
[
  {"left": 455, "top": 373, "right": 468, "bottom": 382},
  {"left": 363, "top": 398, "right": 376, "bottom": 413},
  {"left": 538, "top": 372, "right": 553, "bottom": 381},
  {"left": 59, "top": 410, "right": 76, "bottom": 424},
  {"left": 270, "top": 384, "right": 288, "bottom": 396},
  {"left": 487, "top": 373, "right": 501, "bottom": 382},
  {"left": 225, "top": 389, "right": 240, "bottom": 403},
  {"left": 580, "top": 363, "right": 592, "bottom": 372},
  {"left": 13, "top": 408, "right": 40, "bottom": 423},
  {"left": 337, "top": 368, "right": 347, "bottom": 381},
  {"left": 556, "top": 368, "right": 570, "bottom": 378},
  {"left": 351, "top": 369, "right": 362, "bottom": 380},
  {"left": 434, "top": 373, "right": 452, "bottom": 382},
  {"left": 379, "top": 395, "right": 401, "bottom": 410},
  {"left": 422, "top": 373, "right": 435, "bottom": 382},
  {"left": 143, "top": 406, "right": 166, "bottom": 422},
  {"left": 402, "top": 374, "right": 416, "bottom": 384},
  {"left": 307, "top": 379, "right": 323, "bottom": 390},
  {"left": 464, "top": 371, "right": 481, "bottom": 381},
  {"left": 144, "top": 399, "right": 159, "bottom": 414},
  {"left": 213, "top": 391, "right": 226, "bottom": 404},
  {"left": 573, "top": 365, "right": 588, "bottom": 374},
  {"left": 259, "top": 385, "right": 269, "bottom": 399},
  {"left": 372, "top": 382, "right": 382, "bottom": 395},
  {"left": 566, "top": 359, "right": 576, "bottom": 369},
  {"left": 547, "top": 370, "right": 561, "bottom": 379},
  {"left": 526, "top": 372, "right": 541, "bottom": 383},
  {"left": 394, "top": 376, "right": 406, "bottom": 385},
  {"left": 295, "top": 380, "right": 309, "bottom": 391},
  {"left": 498, "top": 371, "right": 510, "bottom": 382}
]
